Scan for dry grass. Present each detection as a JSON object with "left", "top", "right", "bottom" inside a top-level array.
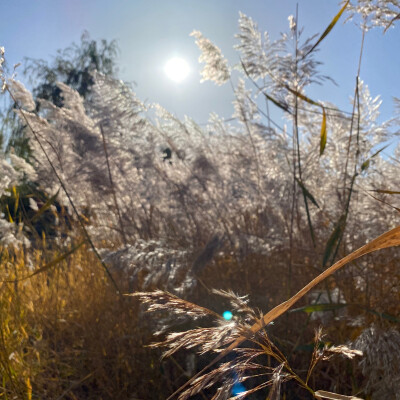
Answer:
[
  {"left": 0, "top": 241, "right": 166, "bottom": 400},
  {"left": 0, "top": 211, "right": 399, "bottom": 399},
  {"left": 1, "top": 3, "right": 400, "bottom": 399}
]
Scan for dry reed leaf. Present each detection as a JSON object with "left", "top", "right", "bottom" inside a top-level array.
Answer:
[
  {"left": 371, "top": 189, "right": 400, "bottom": 195},
  {"left": 360, "top": 145, "right": 389, "bottom": 172},
  {"left": 229, "top": 226, "right": 400, "bottom": 351},
  {"left": 320, "top": 107, "right": 327, "bottom": 156},
  {"left": 31, "top": 189, "right": 60, "bottom": 223},
  {"left": 285, "top": 86, "right": 327, "bottom": 155},
  {"left": 314, "top": 390, "right": 363, "bottom": 400},
  {"left": 305, "top": 0, "right": 350, "bottom": 57},
  {"left": 167, "top": 226, "right": 400, "bottom": 400}
]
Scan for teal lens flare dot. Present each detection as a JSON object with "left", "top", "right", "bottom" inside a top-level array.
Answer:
[
  {"left": 222, "top": 311, "right": 233, "bottom": 320},
  {"left": 232, "top": 382, "right": 246, "bottom": 395}
]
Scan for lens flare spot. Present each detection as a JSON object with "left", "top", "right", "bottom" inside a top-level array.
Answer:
[
  {"left": 232, "top": 382, "right": 246, "bottom": 395},
  {"left": 222, "top": 311, "right": 233, "bottom": 320}
]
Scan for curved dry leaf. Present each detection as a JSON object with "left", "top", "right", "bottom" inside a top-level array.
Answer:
[{"left": 315, "top": 390, "right": 363, "bottom": 400}]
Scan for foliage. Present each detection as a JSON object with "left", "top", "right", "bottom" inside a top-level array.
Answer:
[
  {"left": 4, "top": 31, "right": 118, "bottom": 159},
  {"left": 0, "top": 33, "right": 119, "bottom": 244}
]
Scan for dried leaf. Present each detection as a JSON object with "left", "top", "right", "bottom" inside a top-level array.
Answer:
[
  {"left": 360, "top": 145, "right": 388, "bottom": 172},
  {"left": 31, "top": 189, "right": 60, "bottom": 223},
  {"left": 285, "top": 86, "right": 327, "bottom": 155},
  {"left": 12, "top": 186, "right": 19, "bottom": 214},
  {"left": 371, "top": 189, "right": 400, "bottom": 195},
  {"left": 286, "top": 86, "right": 320, "bottom": 107},
  {"left": 306, "top": 0, "right": 350, "bottom": 57},
  {"left": 320, "top": 107, "right": 327, "bottom": 156},
  {"left": 315, "top": 390, "right": 363, "bottom": 400}
]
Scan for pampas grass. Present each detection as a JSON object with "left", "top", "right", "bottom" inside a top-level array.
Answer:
[{"left": 0, "top": 2, "right": 400, "bottom": 399}]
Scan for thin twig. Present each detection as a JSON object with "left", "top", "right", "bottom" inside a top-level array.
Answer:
[{"left": 99, "top": 123, "right": 128, "bottom": 246}]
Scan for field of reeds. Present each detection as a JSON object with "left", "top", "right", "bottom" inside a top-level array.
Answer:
[{"left": 1, "top": 2, "right": 400, "bottom": 399}]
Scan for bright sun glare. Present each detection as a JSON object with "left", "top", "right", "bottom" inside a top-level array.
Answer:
[{"left": 165, "top": 57, "right": 190, "bottom": 83}]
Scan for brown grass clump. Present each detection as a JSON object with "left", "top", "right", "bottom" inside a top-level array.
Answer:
[{"left": 0, "top": 241, "right": 165, "bottom": 400}]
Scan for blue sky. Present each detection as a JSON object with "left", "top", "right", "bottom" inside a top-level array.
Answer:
[{"left": 1, "top": 0, "right": 400, "bottom": 128}]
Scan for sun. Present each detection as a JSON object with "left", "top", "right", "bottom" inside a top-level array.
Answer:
[{"left": 164, "top": 57, "right": 190, "bottom": 83}]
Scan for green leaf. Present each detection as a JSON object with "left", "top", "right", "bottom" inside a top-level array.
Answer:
[
  {"left": 306, "top": 0, "right": 350, "bottom": 57},
  {"left": 31, "top": 189, "right": 60, "bottom": 223},
  {"left": 6, "top": 204, "right": 13, "bottom": 223},
  {"left": 295, "top": 178, "right": 320, "bottom": 208},
  {"left": 361, "top": 144, "right": 389, "bottom": 172},
  {"left": 290, "top": 303, "right": 347, "bottom": 314},
  {"left": 361, "top": 307, "right": 400, "bottom": 323},
  {"left": 263, "top": 92, "right": 290, "bottom": 113},
  {"left": 286, "top": 86, "right": 320, "bottom": 107},
  {"left": 12, "top": 186, "right": 19, "bottom": 215},
  {"left": 240, "top": 59, "right": 290, "bottom": 114},
  {"left": 285, "top": 86, "right": 327, "bottom": 155},
  {"left": 323, "top": 214, "right": 347, "bottom": 267},
  {"left": 320, "top": 107, "right": 327, "bottom": 156},
  {"left": 360, "top": 159, "right": 369, "bottom": 172}
]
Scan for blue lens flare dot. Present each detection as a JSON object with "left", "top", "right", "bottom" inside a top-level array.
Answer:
[
  {"left": 222, "top": 311, "right": 233, "bottom": 320},
  {"left": 232, "top": 382, "right": 246, "bottom": 395}
]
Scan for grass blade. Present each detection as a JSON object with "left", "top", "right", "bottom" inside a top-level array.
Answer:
[
  {"left": 12, "top": 186, "right": 19, "bottom": 216},
  {"left": 263, "top": 92, "right": 290, "bottom": 113},
  {"left": 285, "top": 86, "right": 327, "bottom": 155},
  {"left": 366, "top": 192, "right": 400, "bottom": 213},
  {"left": 320, "top": 107, "right": 327, "bottom": 156},
  {"left": 315, "top": 390, "right": 362, "bottom": 400},
  {"left": 240, "top": 59, "right": 290, "bottom": 114},
  {"left": 1, "top": 241, "right": 85, "bottom": 283},
  {"left": 286, "top": 86, "right": 320, "bottom": 107},
  {"left": 322, "top": 214, "right": 346, "bottom": 267},
  {"left": 360, "top": 144, "right": 389, "bottom": 172},
  {"left": 290, "top": 303, "right": 347, "bottom": 314},
  {"left": 31, "top": 189, "right": 60, "bottom": 223},
  {"left": 305, "top": 0, "right": 350, "bottom": 57},
  {"left": 295, "top": 177, "right": 319, "bottom": 208},
  {"left": 371, "top": 189, "right": 400, "bottom": 195}
]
